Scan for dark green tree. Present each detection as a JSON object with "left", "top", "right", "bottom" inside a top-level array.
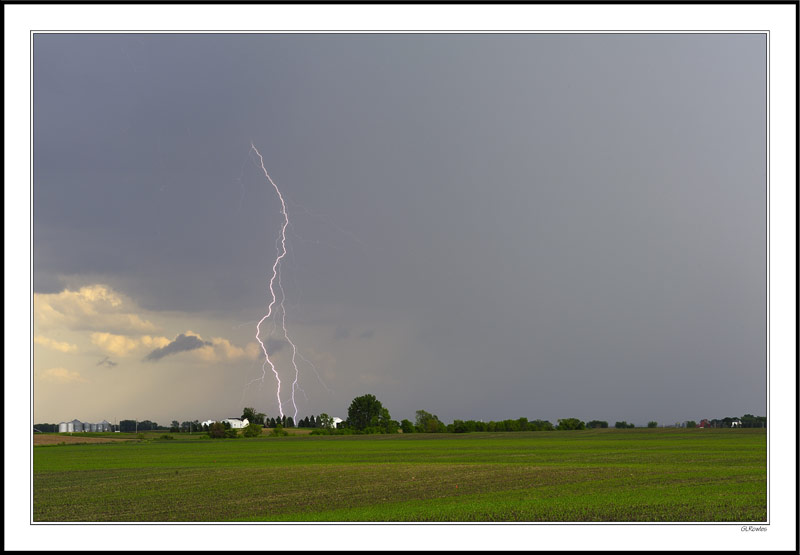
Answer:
[
  {"left": 557, "top": 418, "right": 585, "bottom": 430},
  {"left": 400, "top": 419, "right": 415, "bottom": 433},
  {"left": 415, "top": 410, "right": 446, "bottom": 433},
  {"left": 208, "top": 422, "right": 226, "bottom": 438},
  {"left": 647, "top": 421, "right": 658, "bottom": 428},
  {"left": 318, "top": 413, "right": 334, "bottom": 430},
  {"left": 587, "top": 420, "right": 608, "bottom": 429},
  {"left": 347, "top": 394, "right": 385, "bottom": 431}
]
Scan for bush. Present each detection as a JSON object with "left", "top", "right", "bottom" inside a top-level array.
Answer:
[
  {"left": 158, "top": 434, "right": 174, "bottom": 440},
  {"left": 242, "top": 424, "right": 263, "bottom": 438},
  {"left": 647, "top": 421, "right": 658, "bottom": 428},
  {"left": 208, "top": 422, "right": 226, "bottom": 438},
  {"left": 269, "top": 424, "right": 289, "bottom": 437}
]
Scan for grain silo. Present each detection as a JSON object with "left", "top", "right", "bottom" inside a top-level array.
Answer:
[
  {"left": 70, "top": 419, "right": 83, "bottom": 432},
  {"left": 89, "top": 423, "right": 97, "bottom": 432},
  {"left": 58, "top": 422, "right": 68, "bottom": 433},
  {"left": 100, "top": 420, "right": 111, "bottom": 432}
]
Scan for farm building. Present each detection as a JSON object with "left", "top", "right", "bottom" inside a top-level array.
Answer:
[
  {"left": 57, "top": 419, "right": 113, "bottom": 432},
  {"left": 223, "top": 418, "right": 249, "bottom": 429},
  {"left": 201, "top": 418, "right": 250, "bottom": 429}
]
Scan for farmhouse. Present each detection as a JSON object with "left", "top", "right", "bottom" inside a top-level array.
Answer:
[
  {"left": 223, "top": 418, "right": 249, "bottom": 429},
  {"left": 202, "top": 418, "right": 250, "bottom": 429}
]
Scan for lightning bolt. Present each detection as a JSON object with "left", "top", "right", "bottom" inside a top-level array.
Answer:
[{"left": 249, "top": 143, "right": 312, "bottom": 422}]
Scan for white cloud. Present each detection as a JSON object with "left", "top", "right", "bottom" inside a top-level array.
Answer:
[
  {"left": 34, "top": 285, "right": 157, "bottom": 334},
  {"left": 91, "top": 332, "right": 170, "bottom": 357},
  {"left": 34, "top": 335, "right": 78, "bottom": 353},
  {"left": 40, "top": 367, "right": 87, "bottom": 384},
  {"left": 189, "top": 336, "right": 261, "bottom": 363}
]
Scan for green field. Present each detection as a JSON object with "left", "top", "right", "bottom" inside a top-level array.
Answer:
[{"left": 33, "top": 428, "right": 766, "bottom": 522}]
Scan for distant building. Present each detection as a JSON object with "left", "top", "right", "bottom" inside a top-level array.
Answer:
[
  {"left": 201, "top": 420, "right": 216, "bottom": 428},
  {"left": 332, "top": 417, "right": 343, "bottom": 428},
  {"left": 223, "top": 418, "right": 249, "bottom": 429},
  {"left": 57, "top": 419, "right": 113, "bottom": 432}
]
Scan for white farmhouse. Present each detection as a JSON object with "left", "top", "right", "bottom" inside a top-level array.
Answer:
[{"left": 223, "top": 418, "right": 249, "bottom": 429}]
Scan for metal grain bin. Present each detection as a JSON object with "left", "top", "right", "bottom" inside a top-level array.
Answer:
[
  {"left": 71, "top": 419, "right": 83, "bottom": 432},
  {"left": 58, "top": 422, "right": 68, "bottom": 433}
]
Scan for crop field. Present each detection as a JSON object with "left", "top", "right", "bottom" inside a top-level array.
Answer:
[{"left": 33, "top": 428, "right": 766, "bottom": 522}]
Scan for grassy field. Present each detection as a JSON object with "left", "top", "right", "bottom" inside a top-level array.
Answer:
[{"left": 33, "top": 428, "right": 766, "bottom": 522}]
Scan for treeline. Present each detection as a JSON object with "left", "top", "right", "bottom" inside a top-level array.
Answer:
[{"left": 313, "top": 394, "right": 768, "bottom": 436}]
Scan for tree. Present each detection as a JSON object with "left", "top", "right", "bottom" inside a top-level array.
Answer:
[
  {"left": 318, "top": 413, "right": 334, "bottom": 430},
  {"left": 647, "top": 421, "right": 658, "bottom": 428},
  {"left": 415, "top": 410, "right": 446, "bottom": 433},
  {"left": 556, "top": 418, "right": 585, "bottom": 430},
  {"left": 685, "top": 421, "right": 697, "bottom": 429},
  {"left": 208, "top": 422, "right": 226, "bottom": 438},
  {"left": 347, "top": 394, "right": 385, "bottom": 431},
  {"left": 587, "top": 420, "right": 608, "bottom": 429},
  {"left": 242, "top": 407, "right": 256, "bottom": 421},
  {"left": 170, "top": 420, "right": 180, "bottom": 433},
  {"left": 379, "top": 408, "right": 399, "bottom": 434},
  {"left": 614, "top": 421, "right": 629, "bottom": 429},
  {"left": 400, "top": 419, "right": 415, "bottom": 433}
]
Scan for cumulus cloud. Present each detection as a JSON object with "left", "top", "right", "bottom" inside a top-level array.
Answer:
[
  {"left": 91, "top": 332, "right": 170, "bottom": 357},
  {"left": 34, "top": 335, "right": 78, "bottom": 353},
  {"left": 34, "top": 285, "right": 157, "bottom": 334},
  {"left": 41, "top": 367, "right": 87, "bottom": 383},
  {"left": 144, "top": 333, "right": 212, "bottom": 362},
  {"left": 190, "top": 337, "right": 262, "bottom": 363}
]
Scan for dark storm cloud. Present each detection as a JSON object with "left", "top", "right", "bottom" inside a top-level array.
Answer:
[
  {"left": 144, "top": 334, "right": 212, "bottom": 362},
  {"left": 265, "top": 337, "right": 288, "bottom": 353},
  {"left": 96, "top": 356, "right": 118, "bottom": 368},
  {"left": 34, "top": 33, "right": 766, "bottom": 422}
]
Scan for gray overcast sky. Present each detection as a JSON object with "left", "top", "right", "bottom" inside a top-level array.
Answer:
[{"left": 33, "top": 33, "right": 766, "bottom": 426}]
